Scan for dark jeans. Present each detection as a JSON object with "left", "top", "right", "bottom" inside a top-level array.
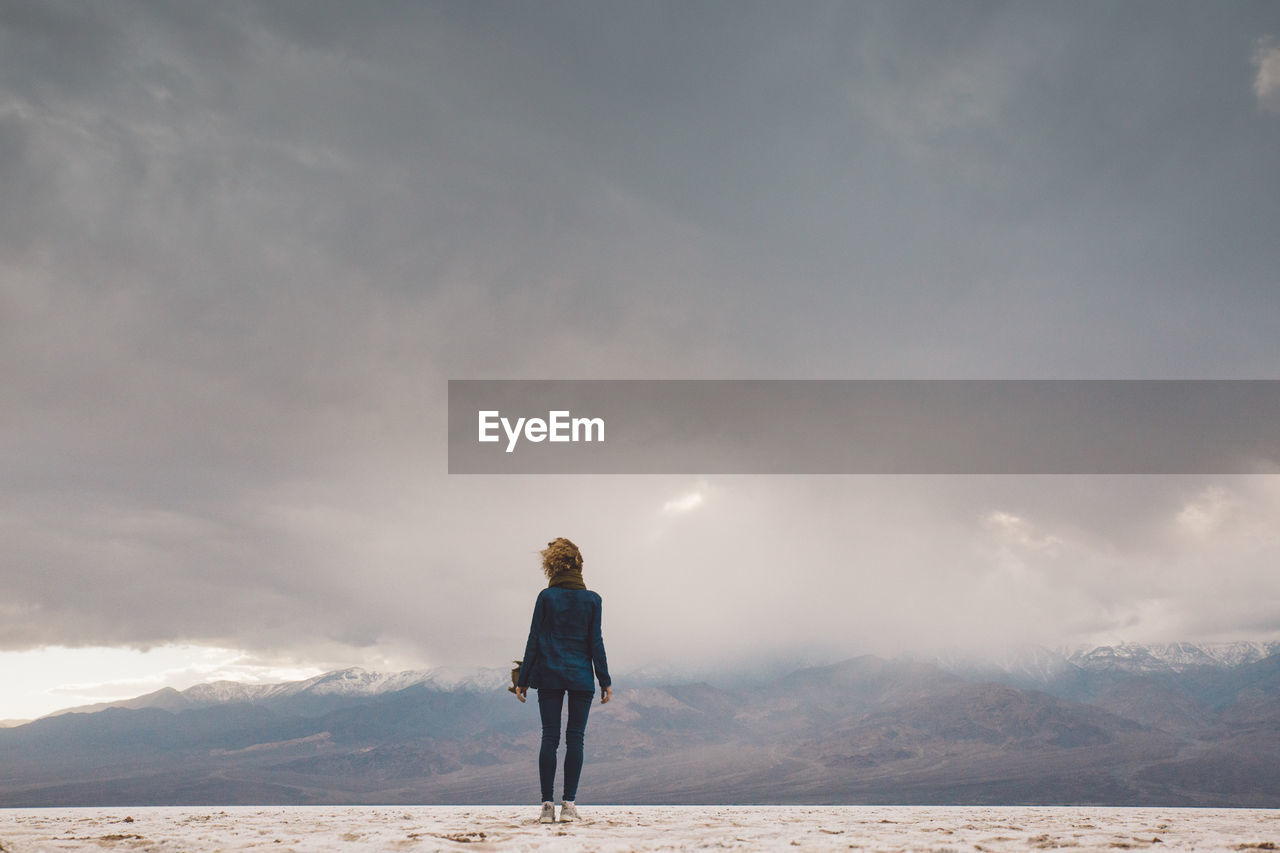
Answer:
[{"left": 536, "top": 688, "right": 593, "bottom": 803}]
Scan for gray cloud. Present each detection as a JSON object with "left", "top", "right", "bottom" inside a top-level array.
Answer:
[{"left": 2, "top": 1, "right": 1280, "bottom": 674}]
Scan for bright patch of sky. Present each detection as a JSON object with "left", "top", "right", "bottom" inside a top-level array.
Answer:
[
  {"left": 1254, "top": 37, "right": 1280, "bottom": 111},
  {"left": 0, "top": 645, "right": 325, "bottom": 721},
  {"left": 661, "top": 484, "right": 708, "bottom": 515}
]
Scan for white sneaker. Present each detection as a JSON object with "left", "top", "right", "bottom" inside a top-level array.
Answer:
[
  {"left": 559, "top": 801, "right": 579, "bottom": 822},
  {"left": 538, "top": 801, "right": 556, "bottom": 823}
]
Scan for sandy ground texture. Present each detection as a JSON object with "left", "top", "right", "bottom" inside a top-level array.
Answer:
[{"left": 0, "top": 805, "right": 1278, "bottom": 852}]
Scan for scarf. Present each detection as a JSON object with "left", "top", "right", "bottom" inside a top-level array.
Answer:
[{"left": 548, "top": 568, "right": 587, "bottom": 590}]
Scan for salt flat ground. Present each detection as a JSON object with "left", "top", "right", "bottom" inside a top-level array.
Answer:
[{"left": 1, "top": 806, "right": 1277, "bottom": 852}]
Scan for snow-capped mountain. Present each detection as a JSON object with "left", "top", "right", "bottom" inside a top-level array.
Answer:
[
  {"left": 933, "top": 641, "right": 1280, "bottom": 683},
  {"left": 1062, "top": 641, "right": 1280, "bottom": 673},
  {"left": 8, "top": 648, "right": 1280, "bottom": 808},
  {"left": 179, "top": 667, "right": 455, "bottom": 706},
  {"left": 38, "top": 641, "right": 1280, "bottom": 721},
  {"left": 931, "top": 645, "right": 1077, "bottom": 685},
  {"left": 42, "top": 665, "right": 513, "bottom": 719}
]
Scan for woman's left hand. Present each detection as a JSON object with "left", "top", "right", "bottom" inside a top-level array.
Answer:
[{"left": 516, "top": 686, "right": 527, "bottom": 703}]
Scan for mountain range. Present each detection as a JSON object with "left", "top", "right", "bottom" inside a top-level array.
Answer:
[{"left": 1, "top": 642, "right": 1277, "bottom": 807}]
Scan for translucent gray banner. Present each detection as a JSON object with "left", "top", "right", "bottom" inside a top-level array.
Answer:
[{"left": 447, "top": 380, "right": 1280, "bottom": 474}]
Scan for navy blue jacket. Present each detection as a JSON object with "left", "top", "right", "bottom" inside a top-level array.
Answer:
[{"left": 518, "top": 586, "right": 611, "bottom": 692}]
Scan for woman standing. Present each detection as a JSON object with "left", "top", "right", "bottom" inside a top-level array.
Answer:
[{"left": 515, "top": 538, "right": 613, "bottom": 824}]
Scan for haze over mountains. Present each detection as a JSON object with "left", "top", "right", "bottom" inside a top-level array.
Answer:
[{"left": 2, "top": 643, "right": 1277, "bottom": 807}]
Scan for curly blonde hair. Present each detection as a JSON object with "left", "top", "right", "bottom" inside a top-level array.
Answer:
[{"left": 540, "top": 537, "right": 583, "bottom": 579}]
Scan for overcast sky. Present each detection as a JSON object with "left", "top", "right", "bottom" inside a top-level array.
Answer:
[{"left": 3, "top": 1, "right": 1280, "bottom": 719}]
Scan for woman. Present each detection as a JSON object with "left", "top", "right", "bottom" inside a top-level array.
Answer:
[{"left": 515, "top": 537, "right": 613, "bottom": 824}]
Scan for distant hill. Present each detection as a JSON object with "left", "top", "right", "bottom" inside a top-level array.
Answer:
[{"left": 2, "top": 644, "right": 1278, "bottom": 807}]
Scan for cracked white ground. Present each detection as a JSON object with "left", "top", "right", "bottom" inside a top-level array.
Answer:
[{"left": 1, "top": 806, "right": 1278, "bottom": 852}]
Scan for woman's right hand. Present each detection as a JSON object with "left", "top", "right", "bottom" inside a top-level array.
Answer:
[
  {"left": 516, "top": 686, "right": 527, "bottom": 703},
  {"left": 600, "top": 685, "right": 612, "bottom": 704}
]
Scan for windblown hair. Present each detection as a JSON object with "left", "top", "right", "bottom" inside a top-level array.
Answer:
[{"left": 540, "top": 537, "right": 583, "bottom": 579}]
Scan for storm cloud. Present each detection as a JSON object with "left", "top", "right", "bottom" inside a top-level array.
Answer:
[{"left": 3, "top": 1, "right": 1280, "bottom": 681}]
